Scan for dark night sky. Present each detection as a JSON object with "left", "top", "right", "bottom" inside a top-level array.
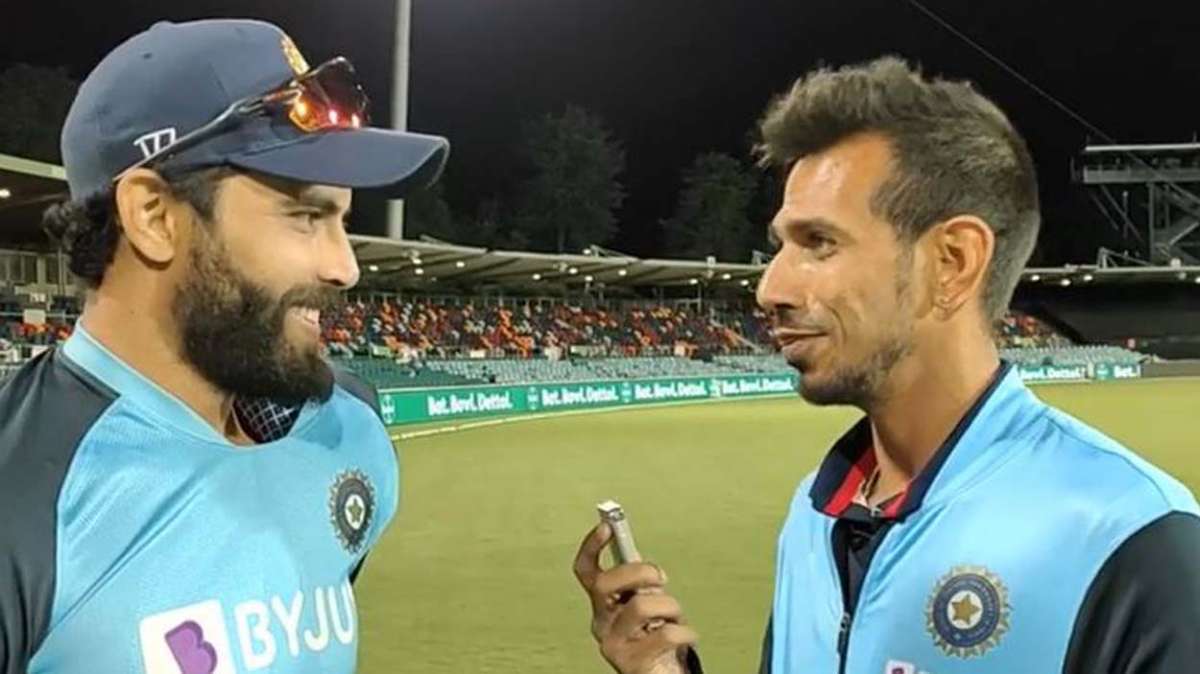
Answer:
[{"left": 4, "top": 0, "right": 1200, "bottom": 263}]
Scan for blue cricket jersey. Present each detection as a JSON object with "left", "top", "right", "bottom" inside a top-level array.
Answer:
[
  {"left": 0, "top": 326, "right": 399, "bottom": 674},
  {"left": 755, "top": 363, "right": 1200, "bottom": 674}
]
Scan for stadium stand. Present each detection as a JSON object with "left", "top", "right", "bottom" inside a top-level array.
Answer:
[
  {"left": 339, "top": 358, "right": 481, "bottom": 388},
  {"left": 582, "top": 355, "right": 740, "bottom": 379},
  {"left": 715, "top": 354, "right": 791, "bottom": 373},
  {"left": 999, "top": 344, "right": 1147, "bottom": 367},
  {"left": 994, "top": 311, "right": 1072, "bottom": 349},
  {"left": 320, "top": 296, "right": 763, "bottom": 359},
  {"left": 423, "top": 358, "right": 593, "bottom": 384},
  {"left": 3, "top": 318, "right": 72, "bottom": 347},
  {"left": 361, "top": 355, "right": 773, "bottom": 388},
  {"left": 0, "top": 290, "right": 1152, "bottom": 389},
  {"left": 319, "top": 301, "right": 1137, "bottom": 387},
  {"left": 0, "top": 151, "right": 1177, "bottom": 395}
]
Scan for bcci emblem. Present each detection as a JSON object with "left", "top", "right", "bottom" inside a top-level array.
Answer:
[
  {"left": 328, "top": 470, "right": 375, "bottom": 554},
  {"left": 926, "top": 565, "right": 1011, "bottom": 658}
]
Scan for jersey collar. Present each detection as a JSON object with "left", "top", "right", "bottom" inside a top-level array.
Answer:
[
  {"left": 61, "top": 324, "right": 316, "bottom": 446},
  {"left": 809, "top": 361, "right": 1024, "bottom": 521}
]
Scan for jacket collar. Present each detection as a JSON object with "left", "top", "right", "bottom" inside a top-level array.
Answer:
[{"left": 809, "top": 361, "right": 1036, "bottom": 520}]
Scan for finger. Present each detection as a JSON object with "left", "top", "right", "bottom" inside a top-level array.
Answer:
[
  {"left": 656, "top": 624, "right": 698, "bottom": 649},
  {"left": 593, "top": 562, "right": 667, "bottom": 602},
  {"left": 573, "top": 523, "right": 612, "bottom": 589},
  {"left": 611, "top": 593, "right": 685, "bottom": 640},
  {"left": 601, "top": 624, "right": 699, "bottom": 669},
  {"left": 589, "top": 564, "right": 669, "bottom": 638}
]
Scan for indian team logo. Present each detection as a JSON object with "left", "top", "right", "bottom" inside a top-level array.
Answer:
[
  {"left": 329, "top": 470, "right": 375, "bottom": 554},
  {"left": 280, "top": 34, "right": 311, "bottom": 76},
  {"left": 926, "top": 565, "right": 1011, "bottom": 658}
]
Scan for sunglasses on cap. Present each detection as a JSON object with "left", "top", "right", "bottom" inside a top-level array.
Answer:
[{"left": 114, "top": 56, "right": 371, "bottom": 181}]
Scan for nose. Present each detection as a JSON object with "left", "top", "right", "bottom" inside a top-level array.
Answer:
[
  {"left": 318, "top": 225, "right": 361, "bottom": 289},
  {"left": 756, "top": 250, "right": 797, "bottom": 314}
]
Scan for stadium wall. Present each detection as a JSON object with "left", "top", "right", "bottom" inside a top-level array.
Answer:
[
  {"left": 378, "top": 372, "right": 799, "bottom": 426},
  {"left": 1012, "top": 361, "right": 1142, "bottom": 383},
  {"left": 376, "top": 360, "right": 1149, "bottom": 427},
  {"left": 1143, "top": 360, "right": 1200, "bottom": 378}
]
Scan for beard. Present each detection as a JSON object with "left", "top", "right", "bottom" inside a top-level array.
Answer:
[
  {"left": 797, "top": 330, "right": 912, "bottom": 408},
  {"left": 171, "top": 226, "right": 342, "bottom": 406},
  {"left": 793, "top": 254, "right": 916, "bottom": 409}
]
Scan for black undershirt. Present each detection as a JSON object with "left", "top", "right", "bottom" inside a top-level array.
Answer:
[{"left": 834, "top": 497, "right": 900, "bottom": 617}]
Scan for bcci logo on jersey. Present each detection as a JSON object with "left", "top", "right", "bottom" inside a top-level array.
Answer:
[
  {"left": 925, "top": 565, "right": 1012, "bottom": 658},
  {"left": 329, "top": 469, "right": 376, "bottom": 554}
]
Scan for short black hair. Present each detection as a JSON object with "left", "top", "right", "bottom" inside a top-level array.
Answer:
[
  {"left": 42, "top": 166, "right": 235, "bottom": 289},
  {"left": 756, "top": 56, "right": 1040, "bottom": 321}
]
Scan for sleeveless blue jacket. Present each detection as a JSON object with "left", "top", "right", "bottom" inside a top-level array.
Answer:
[{"left": 768, "top": 365, "right": 1199, "bottom": 674}]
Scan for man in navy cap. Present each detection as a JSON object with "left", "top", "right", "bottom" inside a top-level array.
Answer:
[{"left": 0, "top": 18, "right": 447, "bottom": 674}]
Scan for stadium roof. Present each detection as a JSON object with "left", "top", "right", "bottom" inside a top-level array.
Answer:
[
  {"left": 1022, "top": 265, "right": 1200, "bottom": 286},
  {"left": 1083, "top": 142, "right": 1200, "bottom": 155},
  {"left": 352, "top": 242, "right": 1200, "bottom": 289},
  {"left": 0, "top": 153, "right": 69, "bottom": 247},
  {"left": 350, "top": 235, "right": 764, "bottom": 289}
]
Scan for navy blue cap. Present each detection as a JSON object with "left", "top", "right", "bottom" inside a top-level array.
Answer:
[{"left": 61, "top": 19, "right": 449, "bottom": 201}]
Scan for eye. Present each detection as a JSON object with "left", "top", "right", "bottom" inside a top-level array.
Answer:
[
  {"left": 287, "top": 210, "right": 321, "bottom": 231},
  {"left": 805, "top": 232, "right": 836, "bottom": 256}
]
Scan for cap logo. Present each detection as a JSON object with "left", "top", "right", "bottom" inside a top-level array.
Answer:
[
  {"left": 281, "top": 35, "right": 310, "bottom": 76},
  {"left": 133, "top": 128, "right": 178, "bottom": 160}
]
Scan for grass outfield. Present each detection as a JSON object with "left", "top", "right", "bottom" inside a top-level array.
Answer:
[{"left": 355, "top": 378, "right": 1200, "bottom": 674}]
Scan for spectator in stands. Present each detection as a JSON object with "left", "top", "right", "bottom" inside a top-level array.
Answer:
[
  {"left": 993, "top": 310, "right": 1070, "bottom": 349},
  {"left": 322, "top": 297, "right": 768, "bottom": 361}
]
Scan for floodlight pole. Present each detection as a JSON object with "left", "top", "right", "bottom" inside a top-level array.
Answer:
[{"left": 386, "top": 0, "right": 413, "bottom": 240}]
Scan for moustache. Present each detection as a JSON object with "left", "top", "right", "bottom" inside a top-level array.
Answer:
[
  {"left": 767, "top": 308, "right": 825, "bottom": 334},
  {"left": 277, "top": 286, "right": 346, "bottom": 316}
]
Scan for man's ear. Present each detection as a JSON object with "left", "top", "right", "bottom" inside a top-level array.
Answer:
[
  {"left": 113, "top": 169, "right": 185, "bottom": 265},
  {"left": 924, "top": 215, "right": 995, "bottom": 316}
]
